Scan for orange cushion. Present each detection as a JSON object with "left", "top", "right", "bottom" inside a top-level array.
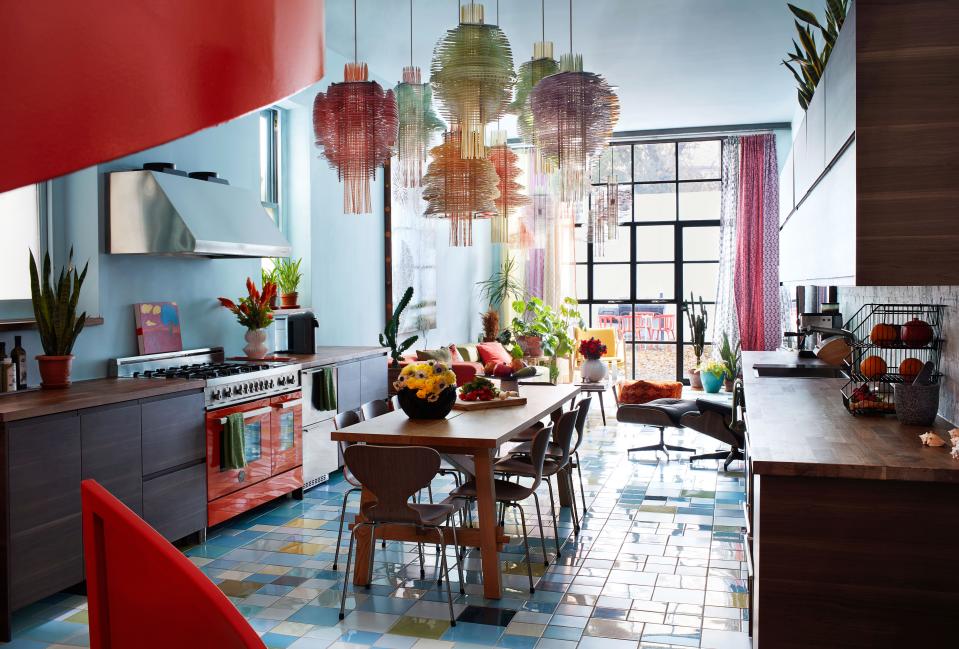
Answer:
[
  {"left": 476, "top": 341, "right": 512, "bottom": 365},
  {"left": 618, "top": 379, "right": 683, "bottom": 405}
]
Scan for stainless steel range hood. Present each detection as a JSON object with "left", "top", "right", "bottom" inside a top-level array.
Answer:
[{"left": 108, "top": 170, "right": 291, "bottom": 258}]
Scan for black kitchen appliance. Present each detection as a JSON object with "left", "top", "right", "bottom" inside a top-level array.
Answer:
[{"left": 286, "top": 312, "right": 318, "bottom": 354}]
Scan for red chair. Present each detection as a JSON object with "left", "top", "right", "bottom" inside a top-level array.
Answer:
[{"left": 81, "top": 480, "right": 266, "bottom": 649}]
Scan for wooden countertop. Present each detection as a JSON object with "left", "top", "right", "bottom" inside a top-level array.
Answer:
[
  {"left": 0, "top": 377, "right": 205, "bottom": 423},
  {"left": 261, "top": 346, "right": 388, "bottom": 369},
  {"left": 744, "top": 350, "right": 959, "bottom": 483}
]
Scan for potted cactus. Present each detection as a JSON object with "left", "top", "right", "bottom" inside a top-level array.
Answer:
[
  {"left": 29, "top": 249, "right": 89, "bottom": 388},
  {"left": 380, "top": 286, "right": 419, "bottom": 390},
  {"left": 683, "top": 293, "right": 708, "bottom": 389}
]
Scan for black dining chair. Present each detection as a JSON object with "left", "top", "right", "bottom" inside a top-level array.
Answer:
[
  {"left": 331, "top": 409, "right": 364, "bottom": 571},
  {"left": 360, "top": 399, "right": 390, "bottom": 420}
]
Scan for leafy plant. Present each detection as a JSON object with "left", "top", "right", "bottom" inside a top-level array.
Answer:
[
  {"left": 262, "top": 265, "right": 278, "bottom": 288},
  {"left": 783, "top": 0, "right": 849, "bottom": 110},
  {"left": 272, "top": 257, "right": 303, "bottom": 295},
  {"left": 477, "top": 254, "right": 526, "bottom": 309},
  {"left": 699, "top": 358, "right": 727, "bottom": 379},
  {"left": 512, "top": 297, "right": 584, "bottom": 380},
  {"left": 380, "top": 286, "right": 419, "bottom": 364},
  {"left": 682, "top": 292, "right": 708, "bottom": 366},
  {"left": 29, "top": 249, "right": 88, "bottom": 356},
  {"left": 218, "top": 278, "right": 276, "bottom": 330},
  {"left": 718, "top": 332, "right": 742, "bottom": 380}
]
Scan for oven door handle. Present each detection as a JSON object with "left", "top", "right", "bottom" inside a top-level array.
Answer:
[
  {"left": 274, "top": 399, "right": 303, "bottom": 410},
  {"left": 218, "top": 406, "right": 272, "bottom": 424}
]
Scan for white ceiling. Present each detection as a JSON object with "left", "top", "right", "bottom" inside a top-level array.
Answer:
[{"left": 324, "top": 0, "right": 823, "bottom": 134}]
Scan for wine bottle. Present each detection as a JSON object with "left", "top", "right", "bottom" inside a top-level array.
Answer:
[{"left": 11, "top": 335, "right": 26, "bottom": 390}]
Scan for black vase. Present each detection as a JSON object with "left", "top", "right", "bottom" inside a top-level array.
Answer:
[{"left": 397, "top": 387, "right": 457, "bottom": 420}]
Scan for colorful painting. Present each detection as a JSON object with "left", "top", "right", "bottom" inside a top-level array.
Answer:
[{"left": 134, "top": 302, "right": 183, "bottom": 354}]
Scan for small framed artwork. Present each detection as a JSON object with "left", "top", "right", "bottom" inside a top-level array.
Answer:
[{"left": 134, "top": 302, "right": 183, "bottom": 354}]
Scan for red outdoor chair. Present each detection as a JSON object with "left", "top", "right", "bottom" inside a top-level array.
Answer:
[{"left": 81, "top": 480, "right": 266, "bottom": 649}]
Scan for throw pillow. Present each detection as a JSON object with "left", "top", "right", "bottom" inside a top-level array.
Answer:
[
  {"left": 457, "top": 344, "right": 478, "bottom": 362},
  {"left": 416, "top": 348, "right": 452, "bottom": 363},
  {"left": 448, "top": 344, "right": 462, "bottom": 362},
  {"left": 618, "top": 379, "right": 683, "bottom": 405},
  {"left": 476, "top": 341, "right": 512, "bottom": 365}
]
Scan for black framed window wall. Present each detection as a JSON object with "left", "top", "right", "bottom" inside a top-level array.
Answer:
[{"left": 576, "top": 138, "right": 722, "bottom": 382}]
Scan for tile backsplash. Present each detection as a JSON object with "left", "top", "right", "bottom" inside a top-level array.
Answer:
[{"left": 840, "top": 286, "right": 958, "bottom": 424}]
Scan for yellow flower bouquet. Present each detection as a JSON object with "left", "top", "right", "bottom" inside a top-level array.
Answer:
[{"left": 393, "top": 360, "right": 458, "bottom": 419}]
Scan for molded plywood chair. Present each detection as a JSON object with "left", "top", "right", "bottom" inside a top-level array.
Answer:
[
  {"left": 332, "top": 409, "right": 364, "bottom": 570},
  {"left": 361, "top": 399, "right": 391, "bottom": 420},
  {"left": 81, "top": 480, "right": 266, "bottom": 649}
]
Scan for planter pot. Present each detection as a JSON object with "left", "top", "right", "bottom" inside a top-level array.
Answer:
[
  {"left": 581, "top": 358, "right": 607, "bottom": 383},
  {"left": 687, "top": 368, "right": 703, "bottom": 390},
  {"left": 269, "top": 294, "right": 278, "bottom": 309},
  {"left": 516, "top": 335, "right": 543, "bottom": 358},
  {"left": 397, "top": 387, "right": 456, "bottom": 420},
  {"left": 243, "top": 328, "right": 268, "bottom": 359},
  {"left": 894, "top": 382, "right": 940, "bottom": 426},
  {"left": 387, "top": 363, "right": 402, "bottom": 395},
  {"left": 724, "top": 377, "right": 735, "bottom": 392},
  {"left": 701, "top": 372, "right": 724, "bottom": 394},
  {"left": 37, "top": 354, "right": 74, "bottom": 389},
  {"left": 280, "top": 292, "right": 299, "bottom": 309}
]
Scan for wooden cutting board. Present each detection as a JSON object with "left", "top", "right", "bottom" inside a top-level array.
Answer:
[{"left": 453, "top": 396, "right": 528, "bottom": 411}]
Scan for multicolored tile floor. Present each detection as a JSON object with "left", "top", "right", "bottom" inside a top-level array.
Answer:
[{"left": 8, "top": 395, "right": 750, "bottom": 649}]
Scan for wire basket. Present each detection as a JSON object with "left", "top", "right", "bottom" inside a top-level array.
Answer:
[{"left": 840, "top": 303, "right": 945, "bottom": 416}]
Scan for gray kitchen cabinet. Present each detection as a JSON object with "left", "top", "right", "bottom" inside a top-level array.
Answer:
[
  {"left": 6, "top": 412, "right": 83, "bottom": 611},
  {"left": 337, "top": 360, "right": 362, "bottom": 412},
  {"left": 141, "top": 390, "right": 205, "bottom": 476},
  {"left": 143, "top": 463, "right": 206, "bottom": 542},
  {"left": 81, "top": 401, "right": 143, "bottom": 515},
  {"left": 360, "top": 354, "right": 388, "bottom": 403}
]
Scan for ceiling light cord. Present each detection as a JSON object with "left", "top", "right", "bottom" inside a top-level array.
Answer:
[
  {"left": 353, "top": 0, "right": 358, "bottom": 63},
  {"left": 542, "top": 0, "right": 545, "bottom": 42},
  {"left": 410, "top": 0, "right": 414, "bottom": 67},
  {"left": 569, "top": 0, "right": 573, "bottom": 54}
]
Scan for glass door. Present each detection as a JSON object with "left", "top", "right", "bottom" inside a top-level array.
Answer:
[
  {"left": 271, "top": 392, "right": 302, "bottom": 475},
  {"left": 206, "top": 399, "right": 274, "bottom": 500}
]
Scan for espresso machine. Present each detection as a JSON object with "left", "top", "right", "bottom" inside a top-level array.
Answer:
[{"left": 787, "top": 285, "right": 846, "bottom": 356}]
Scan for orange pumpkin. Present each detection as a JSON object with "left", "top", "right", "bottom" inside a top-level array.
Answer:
[
  {"left": 869, "top": 323, "right": 898, "bottom": 347},
  {"left": 859, "top": 355, "right": 888, "bottom": 380},
  {"left": 899, "top": 357, "right": 924, "bottom": 382}
]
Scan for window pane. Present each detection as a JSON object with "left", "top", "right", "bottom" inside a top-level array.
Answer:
[
  {"left": 682, "top": 226, "right": 720, "bottom": 261},
  {"left": 636, "top": 225, "right": 674, "bottom": 262},
  {"left": 576, "top": 265, "right": 588, "bottom": 301},
  {"left": 678, "top": 181, "right": 720, "bottom": 220},
  {"left": 635, "top": 183, "right": 676, "bottom": 222},
  {"left": 635, "top": 263, "right": 674, "bottom": 300},
  {"left": 590, "top": 304, "right": 631, "bottom": 338},
  {"left": 683, "top": 263, "right": 718, "bottom": 299},
  {"left": 632, "top": 343, "right": 677, "bottom": 381},
  {"left": 593, "top": 226, "right": 630, "bottom": 262},
  {"left": 632, "top": 305, "right": 678, "bottom": 343},
  {"left": 634, "top": 143, "right": 676, "bottom": 181},
  {"left": 590, "top": 146, "right": 631, "bottom": 183},
  {"left": 678, "top": 140, "right": 721, "bottom": 179},
  {"left": 593, "top": 264, "right": 631, "bottom": 300},
  {"left": 0, "top": 185, "right": 40, "bottom": 300},
  {"left": 575, "top": 226, "right": 588, "bottom": 263}
]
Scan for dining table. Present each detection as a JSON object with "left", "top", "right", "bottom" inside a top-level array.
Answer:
[{"left": 331, "top": 383, "right": 581, "bottom": 599}]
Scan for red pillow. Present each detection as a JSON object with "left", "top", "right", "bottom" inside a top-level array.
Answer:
[
  {"left": 476, "top": 341, "right": 511, "bottom": 365},
  {"left": 448, "top": 344, "right": 462, "bottom": 362}
]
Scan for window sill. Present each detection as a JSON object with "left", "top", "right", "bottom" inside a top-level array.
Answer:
[{"left": 0, "top": 316, "right": 104, "bottom": 332}]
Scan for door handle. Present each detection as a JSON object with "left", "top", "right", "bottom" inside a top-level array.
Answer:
[
  {"left": 274, "top": 399, "right": 302, "bottom": 410},
  {"left": 218, "top": 406, "right": 272, "bottom": 424}
]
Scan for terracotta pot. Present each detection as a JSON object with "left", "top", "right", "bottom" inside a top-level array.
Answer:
[
  {"left": 387, "top": 363, "right": 402, "bottom": 395},
  {"left": 280, "top": 292, "right": 299, "bottom": 309},
  {"left": 581, "top": 358, "right": 607, "bottom": 383},
  {"left": 37, "top": 354, "right": 74, "bottom": 389},
  {"left": 396, "top": 387, "right": 456, "bottom": 420},
  {"left": 243, "top": 328, "right": 268, "bottom": 359},
  {"left": 516, "top": 335, "right": 543, "bottom": 358},
  {"left": 687, "top": 368, "right": 703, "bottom": 390},
  {"left": 724, "top": 377, "right": 735, "bottom": 392}
]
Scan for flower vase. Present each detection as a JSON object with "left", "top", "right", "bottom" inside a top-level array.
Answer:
[
  {"left": 243, "top": 328, "right": 268, "bottom": 359},
  {"left": 581, "top": 358, "right": 607, "bottom": 383},
  {"left": 397, "top": 387, "right": 456, "bottom": 420},
  {"left": 687, "top": 368, "right": 703, "bottom": 390}
]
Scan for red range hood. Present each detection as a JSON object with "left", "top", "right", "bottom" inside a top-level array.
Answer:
[{"left": 0, "top": 0, "right": 325, "bottom": 193}]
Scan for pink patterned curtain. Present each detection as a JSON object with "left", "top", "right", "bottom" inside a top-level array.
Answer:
[{"left": 734, "top": 134, "right": 780, "bottom": 351}]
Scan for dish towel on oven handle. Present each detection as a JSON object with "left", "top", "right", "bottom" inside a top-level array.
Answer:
[
  {"left": 312, "top": 367, "right": 337, "bottom": 412},
  {"left": 222, "top": 412, "right": 247, "bottom": 470}
]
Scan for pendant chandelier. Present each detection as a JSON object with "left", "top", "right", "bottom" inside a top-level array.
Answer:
[
  {"left": 394, "top": 1, "right": 444, "bottom": 188},
  {"left": 313, "top": 1, "right": 398, "bottom": 213},
  {"left": 588, "top": 180, "right": 620, "bottom": 258},
  {"left": 430, "top": 2, "right": 514, "bottom": 159},
  {"left": 487, "top": 132, "right": 530, "bottom": 244},
  {"left": 422, "top": 130, "right": 499, "bottom": 246},
  {"left": 508, "top": 2, "right": 559, "bottom": 145},
  {"left": 530, "top": 1, "right": 618, "bottom": 202}
]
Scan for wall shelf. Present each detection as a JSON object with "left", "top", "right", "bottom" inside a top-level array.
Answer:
[{"left": 0, "top": 316, "right": 104, "bottom": 333}]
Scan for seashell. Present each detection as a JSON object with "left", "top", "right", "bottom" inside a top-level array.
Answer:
[{"left": 919, "top": 431, "right": 947, "bottom": 447}]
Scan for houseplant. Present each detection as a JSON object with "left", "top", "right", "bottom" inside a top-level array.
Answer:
[
  {"left": 29, "top": 249, "right": 88, "bottom": 388},
  {"left": 699, "top": 359, "right": 727, "bottom": 394},
  {"left": 579, "top": 337, "right": 608, "bottom": 383},
  {"left": 682, "top": 293, "right": 708, "bottom": 389},
  {"left": 393, "top": 360, "right": 458, "bottom": 419},
  {"left": 218, "top": 278, "right": 276, "bottom": 359},
  {"left": 380, "top": 286, "right": 419, "bottom": 387},
  {"left": 511, "top": 297, "right": 584, "bottom": 382},
  {"left": 718, "top": 332, "right": 742, "bottom": 392},
  {"left": 273, "top": 257, "right": 303, "bottom": 308},
  {"left": 477, "top": 254, "right": 525, "bottom": 342},
  {"left": 261, "top": 266, "right": 279, "bottom": 309},
  {"left": 782, "top": 0, "right": 849, "bottom": 110}
]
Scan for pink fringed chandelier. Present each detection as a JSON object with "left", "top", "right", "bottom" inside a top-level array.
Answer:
[
  {"left": 422, "top": 130, "right": 499, "bottom": 246},
  {"left": 486, "top": 133, "right": 530, "bottom": 244},
  {"left": 312, "top": 2, "right": 397, "bottom": 213}
]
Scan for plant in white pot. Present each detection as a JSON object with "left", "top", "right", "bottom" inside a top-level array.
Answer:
[
  {"left": 578, "top": 337, "right": 608, "bottom": 383},
  {"left": 29, "top": 249, "right": 88, "bottom": 388},
  {"left": 273, "top": 257, "right": 303, "bottom": 309},
  {"left": 218, "top": 278, "right": 276, "bottom": 359},
  {"left": 682, "top": 293, "right": 708, "bottom": 389}
]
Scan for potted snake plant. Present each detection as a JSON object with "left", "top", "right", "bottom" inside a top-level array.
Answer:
[{"left": 29, "top": 249, "right": 89, "bottom": 388}]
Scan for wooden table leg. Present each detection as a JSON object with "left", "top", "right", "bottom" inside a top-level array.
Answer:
[
  {"left": 473, "top": 448, "right": 503, "bottom": 599},
  {"left": 351, "top": 487, "right": 375, "bottom": 586},
  {"left": 557, "top": 466, "right": 573, "bottom": 507}
]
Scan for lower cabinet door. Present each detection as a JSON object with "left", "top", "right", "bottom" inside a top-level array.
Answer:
[
  {"left": 271, "top": 393, "right": 302, "bottom": 475},
  {"left": 143, "top": 463, "right": 207, "bottom": 542},
  {"left": 81, "top": 401, "right": 143, "bottom": 515}
]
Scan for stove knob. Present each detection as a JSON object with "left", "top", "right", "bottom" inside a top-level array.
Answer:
[
  {"left": 211, "top": 389, "right": 221, "bottom": 400},
  {"left": 223, "top": 387, "right": 232, "bottom": 397},
  {"left": 256, "top": 380, "right": 264, "bottom": 390},
  {"left": 242, "top": 384, "right": 249, "bottom": 394},
  {"left": 269, "top": 379, "right": 275, "bottom": 388},
  {"left": 277, "top": 376, "right": 286, "bottom": 386}
]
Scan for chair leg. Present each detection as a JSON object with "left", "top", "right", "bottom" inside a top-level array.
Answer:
[
  {"left": 575, "top": 451, "right": 588, "bottom": 519},
  {"left": 339, "top": 524, "right": 359, "bottom": 620},
  {"left": 545, "top": 477, "right": 562, "bottom": 558},
  {"left": 432, "top": 527, "right": 456, "bottom": 626},
  {"left": 512, "top": 503, "right": 535, "bottom": 593},
  {"left": 566, "top": 469, "right": 580, "bottom": 535},
  {"left": 333, "top": 487, "right": 360, "bottom": 570},
  {"left": 366, "top": 523, "right": 377, "bottom": 589},
  {"left": 428, "top": 483, "right": 434, "bottom": 503},
  {"left": 531, "top": 491, "right": 549, "bottom": 566},
  {"left": 418, "top": 542, "right": 426, "bottom": 580},
  {"left": 450, "top": 521, "right": 466, "bottom": 594},
  {"left": 627, "top": 427, "right": 696, "bottom": 458}
]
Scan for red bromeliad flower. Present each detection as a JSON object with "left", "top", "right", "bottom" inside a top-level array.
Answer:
[
  {"left": 579, "top": 337, "right": 608, "bottom": 360},
  {"left": 218, "top": 278, "right": 276, "bottom": 330}
]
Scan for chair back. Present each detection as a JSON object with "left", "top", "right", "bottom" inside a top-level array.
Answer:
[
  {"left": 550, "top": 410, "right": 578, "bottom": 467},
  {"left": 81, "top": 480, "right": 266, "bottom": 649},
  {"left": 572, "top": 397, "right": 591, "bottom": 453},
  {"left": 344, "top": 445, "right": 440, "bottom": 524},
  {"left": 524, "top": 425, "right": 552, "bottom": 491},
  {"left": 334, "top": 409, "right": 364, "bottom": 486},
  {"left": 361, "top": 399, "right": 390, "bottom": 420},
  {"left": 390, "top": 394, "right": 400, "bottom": 411},
  {"left": 575, "top": 327, "right": 619, "bottom": 359}
]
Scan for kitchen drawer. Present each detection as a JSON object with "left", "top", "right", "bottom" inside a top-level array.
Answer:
[
  {"left": 143, "top": 463, "right": 206, "bottom": 542},
  {"left": 337, "top": 360, "right": 362, "bottom": 412},
  {"left": 81, "top": 401, "right": 143, "bottom": 515},
  {"left": 141, "top": 390, "right": 205, "bottom": 476}
]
